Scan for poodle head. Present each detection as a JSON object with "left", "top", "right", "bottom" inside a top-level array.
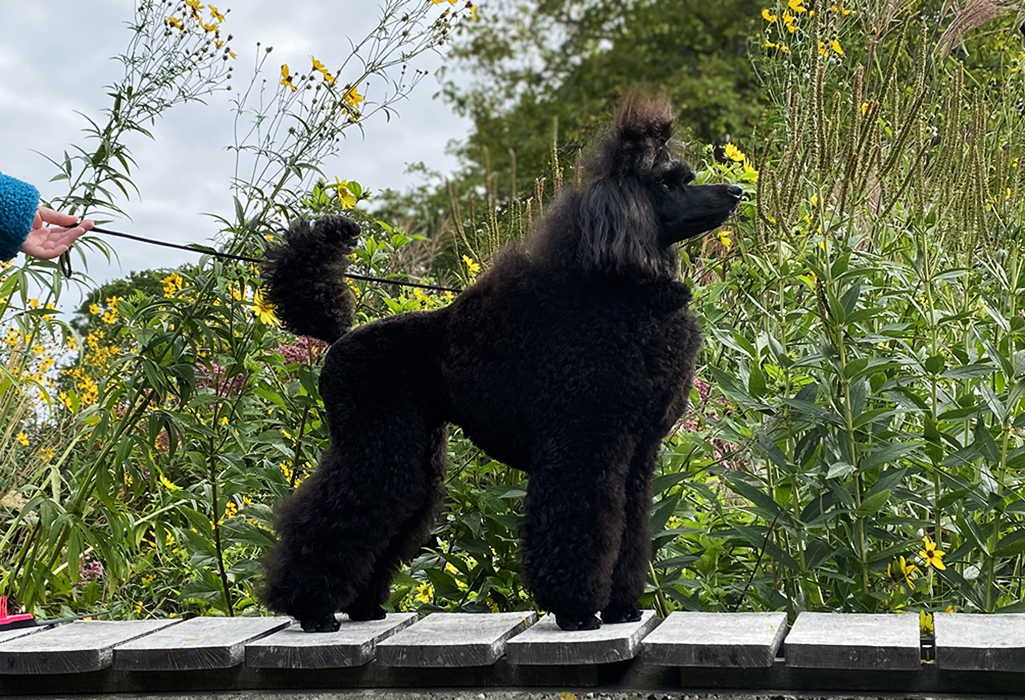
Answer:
[{"left": 575, "top": 93, "right": 743, "bottom": 279}]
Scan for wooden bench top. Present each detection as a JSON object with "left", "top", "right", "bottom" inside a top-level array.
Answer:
[{"left": 0, "top": 610, "right": 1023, "bottom": 694}]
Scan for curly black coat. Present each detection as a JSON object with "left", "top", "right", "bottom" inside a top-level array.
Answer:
[{"left": 260, "top": 94, "right": 742, "bottom": 632}]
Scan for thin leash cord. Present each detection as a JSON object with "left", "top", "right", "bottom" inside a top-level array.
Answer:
[{"left": 59, "top": 225, "right": 463, "bottom": 295}]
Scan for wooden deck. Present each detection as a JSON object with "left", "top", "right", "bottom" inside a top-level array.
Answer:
[{"left": 0, "top": 611, "right": 1022, "bottom": 695}]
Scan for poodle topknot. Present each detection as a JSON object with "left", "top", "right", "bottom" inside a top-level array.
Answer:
[{"left": 260, "top": 93, "right": 742, "bottom": 632}]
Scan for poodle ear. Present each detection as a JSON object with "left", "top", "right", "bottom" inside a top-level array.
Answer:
[{"left": 577, "top": 178, "right": 665, "bottom": 279}]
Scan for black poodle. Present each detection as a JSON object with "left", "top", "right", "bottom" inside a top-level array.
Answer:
[{"left": 259, "top": 94, "right": 742, "bottom": 632}]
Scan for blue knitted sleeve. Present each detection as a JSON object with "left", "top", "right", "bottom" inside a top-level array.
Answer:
[{"left": 0, "top": 170, "right": 40, "bottom": 261}]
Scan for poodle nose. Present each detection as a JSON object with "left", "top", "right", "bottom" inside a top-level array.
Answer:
[{"left": 726, "top": 184, "right": 743, "bottom": 198}]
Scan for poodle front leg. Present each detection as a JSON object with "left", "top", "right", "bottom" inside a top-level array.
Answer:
[
  {"left": 602, "top": 439, "right": 659, "bottom": 624},
  {"left": 521, "top": 440, "right": 633, "bottom": 631}
]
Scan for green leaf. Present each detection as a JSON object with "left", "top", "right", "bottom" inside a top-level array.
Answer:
[{"left": 856, "top": 489, "right": 891, "bottom": 517}]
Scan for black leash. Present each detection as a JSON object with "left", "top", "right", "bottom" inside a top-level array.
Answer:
[{"left": 59, "top": 226, "right": 462, "bottom": 295}]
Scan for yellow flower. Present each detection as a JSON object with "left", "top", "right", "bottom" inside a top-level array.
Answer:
[
  {"left": 158, "top": 474, "right": 180, "bottom": 491},
  {"left": 28, "top": 298, "right": 40, "bottom": 309},
  {"left": 920, "top": 536, "right": 946, "bottom": 571},
  {"left": 414, "top": 581, "right": 434, "bottom": 603},
  {"left": 162, "top": 273, "right": 184, "bottom": 298},
  {"left": 16, "top": 432, "right": 28, "bottom": 446},
  {"left": 185, "top": 0, "right": 202, "bottom": 7},
  {"left": 888, "top": 556, "right": 917, "bottom": 590},
  {"left": 830, "top": 39, "right": 845, "bottom": 56},
  {"left": 311, "top": 56, "right": 327, "bottom": 73},
  {"left": 718, "top": 230, "right": 733, "bottom": 249},
  {"left": 724, "top": 142, "right": 746, "bottom": 162},
  {"left": 788, "top": 0, "right": 808, "bottom": 13},
  {"left": 920, "top": 610, "right": 934, "bottom": 635},
  {"left": 166, "top": 16, "right": 183, "bottom": 30},
  {"left": 89, "top": 303, "right": 100, "bottom": 315},
  {"left": 37, "top": 447, "right": 55, "bottom": 463},
  {"left": 782, "top": 11, "right": 797, "bottom": 32},
  {"left": 343, "top": 85, "right": 364, "bottom": 111},
  {"left": 252, "top": 289, "right": 279, "bottom": 326},
  {"left": 462, "top": 255, "right": 481, "bottom": 275},
  {"left": 208, "top": 4, "right": 224, "bottom": 21},
  {"left": 762, "top": 8, "right": 777, "bottom": 22},
  {"left": 280, "top": 64, "right": 296, "bottom": 92},
  {"left": 469, "top": 4, "right": 478, "bottom": 20},
  {"left": 335, "top": 178, "right": 357, "bottom": 209}
]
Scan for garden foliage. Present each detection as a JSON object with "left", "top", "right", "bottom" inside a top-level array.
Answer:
[{"left": 3, "top": 0, "right": 1025, "bottom": 624}]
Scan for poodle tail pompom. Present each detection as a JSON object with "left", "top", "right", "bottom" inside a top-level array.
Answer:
[{"left": 261, "top": 215, "right": 361, "bottom": 344}]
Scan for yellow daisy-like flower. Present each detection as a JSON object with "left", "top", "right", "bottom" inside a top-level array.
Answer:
[
  {"left": 920, "top": 536, "right": 946, "bottom": 571},
  {"left": 469, "top": 4, "right": 478, "bottom": 20},
  {"left": 185, "top": 0, "right": 202, "bottom": 7},
  {"left": 311, "top": 56, "right": 327, "bottom": 73},
  {"left": 761, "top": 8, "right": 777, "bottom": 22},
  {"left": 782, "top": 11, "right": 797, "bottom": 32},
  {"left": 16, "top": 432, "right": 29, "bottom": 446},
  {"left": 252, "top": 289, "right": 279, "bottom": 326},
  {"left": 414, "top": 581, "right": 434, "bottom": 603},
  {"left": 280, "top": 64, "right": 296, "bottom": 92},
  {"left": 718, "top": 230, "right": 733, "bottom": 249},
  {"left": 888, "top": 555, "right": 917, "bottom": 590},
  {"left": 724, "top": 142, "right": 746, "bottom": 162},
  {"left": 920, "top": 610, "right": 934, "bottom": 635},
  {"left": 788, "top": 0, "right": 808, "bottom": 13},
  {"left": 89, "top": 303, "right": 100, "bottom": 315},
  {"left": 462, "top": 255, "right": 481, "bottom": 275},
  {"left": 166, "top": 16, "right": 183, "bottom": 30},
  {"left": 335, "top": 178, "right": 357, "bottom": 209},
  {"left": 830, "top": 39, "right": 845, "bottom": 56},
  {"left": 343, "top": 85, "right": 364, "bottom": 111},
  {"left": 158, "top": 474, "right": 181, "bottom": 491},
  {"left": 208, "top": 4, "right": 224, "bottom": 21}
]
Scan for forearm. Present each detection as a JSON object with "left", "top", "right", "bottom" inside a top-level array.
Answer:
[{"left": 0, "top": 171, "right": 41, "bottom": 261}]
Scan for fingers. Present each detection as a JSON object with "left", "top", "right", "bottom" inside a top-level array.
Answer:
[{"left": 36, "top": 206, "right": 81, "bottom": 227}]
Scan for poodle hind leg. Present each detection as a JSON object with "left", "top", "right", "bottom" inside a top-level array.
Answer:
[
  {"left": 601, "top": 440, "right": 659, "bottom": 624},
  {"left": 261, "top": 419, "right": 444, "bottom": 630},
  {"left": 344, "top": 425, "right": 448, "bottom": 621},
  {"left": 521, "top": 437, "right": 633, "bottom": 631}
]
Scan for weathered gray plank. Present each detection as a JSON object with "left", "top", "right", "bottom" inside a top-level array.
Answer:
[
  {"left": 642, "top": 611, "right": 787, "bottom": 667},
  {"left": 784, "top": 612, "right": 920, "bottom": 671},
  {"left": 0, "top": 620, "right": 179, "bottom": 675},
  {"left": 934, "top": 612, "right": 1025, "bottom": 671},
  {"left": 376, "top": 612, "right": 536, "bottom": 667},
  {"left": 0, "top": 626, "right": 46, "bottom": 646},
  {"left": 506, "top": 611, "right": 659, "bottom": 665},
  {"left": 245, "top": 612, "right": 417, "bottom": 669},
  {"left": 114, "top": 616, "right": 290, "bottom": 671}
]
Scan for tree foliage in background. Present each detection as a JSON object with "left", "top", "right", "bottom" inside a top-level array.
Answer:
[{"left": 442, "top": 0, "right": 768, "bottom": 198}]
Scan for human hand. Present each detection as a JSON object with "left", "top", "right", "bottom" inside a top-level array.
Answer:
[{"left": 19, "top": 207, "right": 94, "bottom": 260}]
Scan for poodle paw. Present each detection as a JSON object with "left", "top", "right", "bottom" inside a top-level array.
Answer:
[
  {"left": 555, "top": 613, "right": 602, "bottom": 631},
  {"left": 299, "top": 613, "right": 341, "bottom": 633},
  {"left": 346, "top": 604, "right": 387, "bottom": 622},
  {"left": 601, "top": 605, "right": 643, "bottom": 624}
]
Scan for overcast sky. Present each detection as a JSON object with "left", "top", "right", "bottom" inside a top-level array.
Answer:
[{"left": 0, "top": 0, "right": 473, "bottom": 297}]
